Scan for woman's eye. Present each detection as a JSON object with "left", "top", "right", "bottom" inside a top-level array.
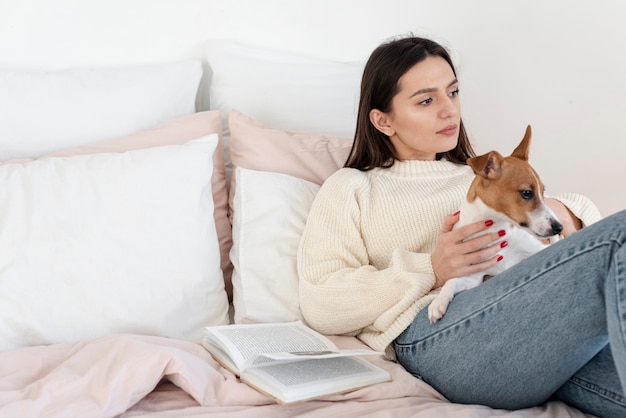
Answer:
[
  {"left": 419, "top": 98, "right": 433, "bottom": 105},
  {"left": 449, "top": 88, "right": 459, "bottom": 97}
]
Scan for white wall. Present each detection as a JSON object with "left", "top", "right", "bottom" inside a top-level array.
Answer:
[{"left": 1, "top": 0, "right": 624, "bottom": 215}]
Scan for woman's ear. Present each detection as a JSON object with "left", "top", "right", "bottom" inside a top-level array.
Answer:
[{"left": 369, "top": 109, "right": 395, "bottom": 136}]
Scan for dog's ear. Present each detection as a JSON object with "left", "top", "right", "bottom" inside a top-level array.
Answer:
[
  {"left": 511, "top": 125, "right": 532, "bottom": 161},
  {"left": 467, "top": 151, "right": 503, "bottom": 179}
]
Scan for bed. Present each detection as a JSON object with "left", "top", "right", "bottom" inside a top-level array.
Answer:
[{"left": 0, "top": 39, "right": 592, "bottom": 418}]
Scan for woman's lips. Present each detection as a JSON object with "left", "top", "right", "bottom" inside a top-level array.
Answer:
[{"left": 437, "top": 125, "right": 457, "bottom": 135}]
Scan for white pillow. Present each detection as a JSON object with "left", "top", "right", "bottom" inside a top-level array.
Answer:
[
  {"left": 0, "top": 60, "right": 202, "bottom": 161},
  {"left": 205, "top": 40, "right": 363, "bottom": 175},
  {"left": 0, "top": 135, "right": 229, "bottom": 350},
  {"left": 230, "top": 167, "right": 320, "bottom": 324}
]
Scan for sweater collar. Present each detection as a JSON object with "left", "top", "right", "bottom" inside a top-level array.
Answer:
[{"left": 378, "top": 159, "right": 470, "bottom": 177}]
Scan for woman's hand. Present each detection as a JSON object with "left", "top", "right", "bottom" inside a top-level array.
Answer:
[
  {"left": 545, "top": 198, "right": 582, "bottom": 237},
  {"left": 431, "top": 211, "right": 506, "bottom": 288}
]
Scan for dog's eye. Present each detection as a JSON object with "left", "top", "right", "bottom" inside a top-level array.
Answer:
[{"left": 519, "top": 190, "right": 534, "bottom": 200}]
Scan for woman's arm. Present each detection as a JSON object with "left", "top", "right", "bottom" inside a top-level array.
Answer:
[
  {"left": 546, "top": 193, "right": 603, "bottom": 236},
  {"left": 546, "top": 198, "right": 582, "bottom": 237}
]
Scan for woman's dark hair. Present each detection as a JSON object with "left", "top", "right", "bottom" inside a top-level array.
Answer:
[{"left": 345, "top": 35, "right": 475, "bottom": 170}]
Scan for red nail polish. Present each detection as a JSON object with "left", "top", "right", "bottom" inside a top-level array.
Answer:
[
  {"left": 500, "top": 241, "right": 508, "bottom": 248},
  {"left": 453, "top": 210, "right": 460, "bottom": 216},
  {"left": 497, "top": 255, "right": 504, "bottom": 262},
  {"left": 498, "top": 230, "right": 506, "bottom": 237},
  {"left": 485, "top": 220, "right": 494, "bottom": 227}
]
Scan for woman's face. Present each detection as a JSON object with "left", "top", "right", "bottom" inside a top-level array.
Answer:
[{"left": 373, "top": 55, "right": 461, "bottom": 161}]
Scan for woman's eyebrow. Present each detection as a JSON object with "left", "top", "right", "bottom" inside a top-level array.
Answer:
[{"left": 409, "top": 78, "right": 459, "bottom": 98}]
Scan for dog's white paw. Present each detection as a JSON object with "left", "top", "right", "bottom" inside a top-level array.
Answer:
[{"left": 428, "top": 296, "right": 450, "bottom": 324}]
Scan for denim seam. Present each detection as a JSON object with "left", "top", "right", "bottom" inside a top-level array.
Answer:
[
  {"left": 399, "top": 234, "right": 623, "bottom": 346},
  {"left": 568, "top": 375, "right": 626, "bottom": 406},
  {"left": 613, "top": 242, "right": 626, "bottom": 355}
]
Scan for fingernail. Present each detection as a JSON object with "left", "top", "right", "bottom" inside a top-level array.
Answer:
[
  {"left": 485, "top": 220, "right": 494, "bottom": 227},
  {"left": 497, "top": 255, "right": 504, "bottom": 262},
  {"left": 500, "top": 241, "right": 508, "bottom": 248},
  {"left": 453, "top": 210, "right": 460, "bottom": 216},
  {"left": 498, "top": 229, "right": 506, "bottom": 237}
]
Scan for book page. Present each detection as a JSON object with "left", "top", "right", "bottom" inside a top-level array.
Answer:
[
  {"left": 251, "top": 356, "right": 376, "bottom": 386},
  {"left": 242, "top": 356, "right": 391, "bottom": 404},
  {"left": 205, "top": 321, "right": 338, "bottom": 371},
  {"left": 260, "top": 348, "right": 380, "bottom": 361}
]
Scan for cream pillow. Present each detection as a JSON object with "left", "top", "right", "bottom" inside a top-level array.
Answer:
[
  {"left": 231, "top": 167, "right": 320, "bottom": 323},
  {"left": 227, "top": 111, "right": 354, "bottom": 324},
  {"left": 0, "top": 136, "right": 229, "bottom": 350},
  {"left": 0, "top": 60, "right": 203, "bottom": 161}
]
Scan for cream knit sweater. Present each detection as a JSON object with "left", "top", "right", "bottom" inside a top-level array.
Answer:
[{"left": 297, "top": 159, "right": 602, "bottom": 357}]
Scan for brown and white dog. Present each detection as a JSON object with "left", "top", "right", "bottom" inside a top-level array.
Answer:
[{"left": 428, "top": 125, "right": 563, "bottom": 324}]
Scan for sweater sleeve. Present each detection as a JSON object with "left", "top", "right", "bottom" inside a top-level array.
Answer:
[
  {"left": 552, "top": 192, "right": 603, "bottom": 227},
  {"left": 297, "top": 169, "right": 436, "bottom": 337}
]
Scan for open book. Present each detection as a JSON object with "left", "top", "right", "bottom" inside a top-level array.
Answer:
[{"left": 201, "top": 321, "right": 391, "bottom": 404}]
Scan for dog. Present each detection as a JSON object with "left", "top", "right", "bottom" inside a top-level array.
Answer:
[{"left": 427, "top": 125, "right": 563, "bottom": 324}]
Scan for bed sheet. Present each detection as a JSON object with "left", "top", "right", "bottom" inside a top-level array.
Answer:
[{"left": 0, "top": 333, "right": 591, "bottom": 418}]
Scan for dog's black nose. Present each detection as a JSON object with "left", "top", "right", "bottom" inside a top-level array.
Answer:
[{"left": 551, "top": 220, "right": 563, "bottom": 235}]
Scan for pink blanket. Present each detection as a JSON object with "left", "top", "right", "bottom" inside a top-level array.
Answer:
[{"left": 0, "top": 334, "right": 591, "bottom": 418}]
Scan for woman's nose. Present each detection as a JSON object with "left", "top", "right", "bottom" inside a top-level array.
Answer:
[{"left": 440, "top": 97, "right": 459, "bottom": 118}]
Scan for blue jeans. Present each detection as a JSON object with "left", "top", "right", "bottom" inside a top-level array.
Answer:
[{"left": 394, "top": 209, "right": 626, "bottom": 417}]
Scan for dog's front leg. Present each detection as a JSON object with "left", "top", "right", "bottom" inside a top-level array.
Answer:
[{"left": 428, "top": 275, "right": 483, "bottom": 324}]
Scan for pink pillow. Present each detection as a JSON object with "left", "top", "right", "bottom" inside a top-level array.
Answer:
[
  {"left": 46, "top": 111, "right": 234, "bottom": 299},
  {"left": 228, "top": 109, "right": 353, "bottom": 221}
]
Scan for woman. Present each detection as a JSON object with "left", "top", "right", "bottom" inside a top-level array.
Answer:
[{"left": 297, "top": 35, "right": 626, "bottom": 416}]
